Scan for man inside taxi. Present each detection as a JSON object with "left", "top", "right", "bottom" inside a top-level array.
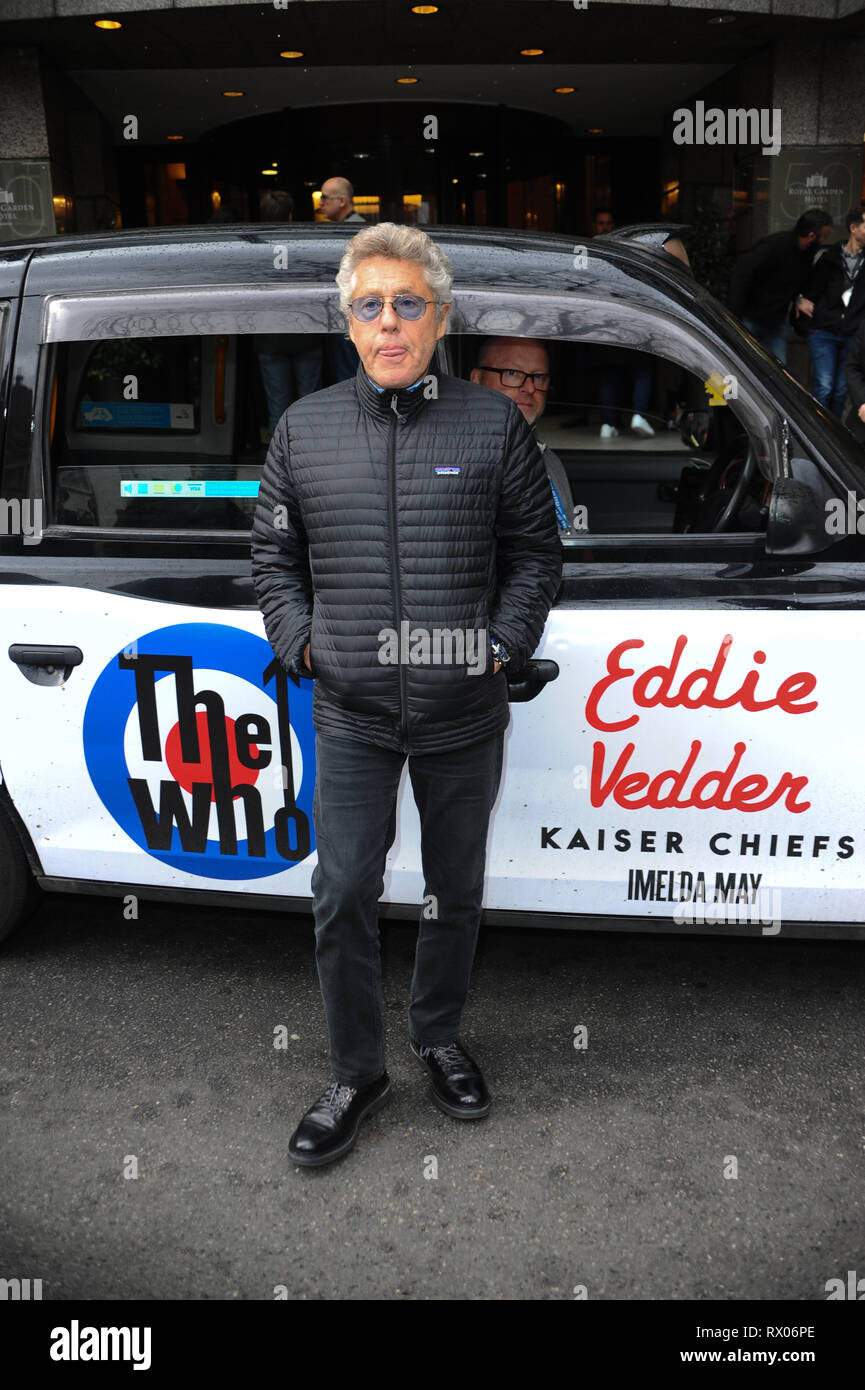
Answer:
[
  {"left": 251, "top": 223, "right": 561, "bottom": 1167},
  {"left": 470, "top": 336, "right": 579, "bottom": 535}
]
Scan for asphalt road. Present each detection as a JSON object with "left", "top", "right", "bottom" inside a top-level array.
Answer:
[{"left": 0, "top": 893, "right": 862, "bottom": 1302}]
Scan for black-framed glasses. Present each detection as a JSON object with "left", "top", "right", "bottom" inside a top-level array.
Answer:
[
  {"left": 478, "top": 366, "right": 551, "bottom": 390},
  {"left": 318, "top": 192, "right": 339, "bottom": 200},
  {"left": 350, "top": 294, "right": 435, "bottom": 322}
]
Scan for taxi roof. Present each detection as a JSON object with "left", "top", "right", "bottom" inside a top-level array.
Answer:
[
  {"left": 0, "top": 220, "right": 700, "bottom": 313},
  {"left": 2, "top": 220, "right": 863, "bottom": 493}
]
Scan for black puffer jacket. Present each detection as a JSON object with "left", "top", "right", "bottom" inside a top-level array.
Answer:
[
  {"left": 251, "top": 364, "right": 562, "bottom": 754},
  {"left": 729, "top": 229, "right": 815, "bottom": 327}
]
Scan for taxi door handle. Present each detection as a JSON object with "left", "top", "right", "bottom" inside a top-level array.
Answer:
[
  {"left": 9, "top": 644, "right": 83, "bottom": 685},
  {"left": 506, "top": 658, "right": 559, "bottom": 703}
]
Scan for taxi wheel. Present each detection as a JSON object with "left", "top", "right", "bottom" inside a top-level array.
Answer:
[{"left": 0, "top": 803, "right": 41, "bottom": 944}]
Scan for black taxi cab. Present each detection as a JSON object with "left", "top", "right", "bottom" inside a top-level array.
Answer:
[{"left": 0, "top": 222, "right": 863, "bottom": 942}]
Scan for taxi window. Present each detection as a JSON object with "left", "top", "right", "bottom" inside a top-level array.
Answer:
[
  {"left": 453, "top": 332, "right": 771, "bottom": 539},
  {"left": 73, "top": 337, "right": 201, "bottom": 436},
  {"left": 0, "top": 300, "right": 8, "bottom": 454},
  {"left": 47, "top": 326, "right": 328, "bottom": 531}
]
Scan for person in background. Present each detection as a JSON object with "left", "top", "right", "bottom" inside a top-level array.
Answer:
[
  {"left": 591, "top": 206, "right": 615, "bottom": 236},
  {"left": 590, "top": 207, "right": 655, "bottom": 437},
  {"left": 729, "top": 207, "right": 832, "bottom": 365},
  {"left": 255, "top": 189, "right": 323, "bottom": 433},
  {"left": 206, "top": 197, "right": 244, "bottom": 223},
  {"left": 801, "top": 204, "right": 865, "bottom": 418},
  {"left": 318, "top": 176, "right": 365, "bottom": 226},
  {"left": 260, "top": 187, "right": 294, "bottom": 222},
  {"left": 318, "top": 177, "right": 365, "bottom": 382},
  {"left": 470, "top": 336, "right": 579, "bottom": 535},
  {"left": 662, "top": 234, "right": 690, "bottom": 267},
  {"left": 843, "top": 316, "right": 865, "bottom": 445}
]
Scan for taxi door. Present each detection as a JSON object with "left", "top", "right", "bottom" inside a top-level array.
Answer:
[
  {"left": 0, "top": 277, "right": 325, "bottom": 909},
  {"left": 384, "top": 294, "right": 865, "bottom": 938}
]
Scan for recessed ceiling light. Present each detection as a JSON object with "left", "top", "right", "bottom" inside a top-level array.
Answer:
[
  {"left": 261, "top": 169, "right": 278, "bottom": 176},
  {"left": 354, "top": 152, "right": 369, "bottom": 159},
  {"left": 222, "top": 91, "right": 245, "bottom": 98},
  {"left": 452, "top": 177, "right": 458, "bottom": 184},
  {"left": 554, "top": 86, "right": 576, "bottom": 95},
  {"left": 396, "top": 76, "right": 419, "bottom": 84},
  {"left": 411, "top": 5, "right": 439, "bottom": 12},
  {"left": 468, "top": 151, "right": 484, "bottom": 157},
  {"left": 279, "top": 50, "right": 304, "bottom": 58},
  {"left": 520, "top": 48, "right": 544, "bottom": 57},
  {"left": 166, "top": 135, "right": 184, "bottom": 141},
  {"left": 94, "top": 18, "right": 121, "bottom": 29},
  {"left": 588, "top": 127, "right": 604, "bottom": 134}
]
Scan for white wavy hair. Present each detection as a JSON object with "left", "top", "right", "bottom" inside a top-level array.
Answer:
[{"left": 335, "top": 222, "right": 453, "bottom": 325}]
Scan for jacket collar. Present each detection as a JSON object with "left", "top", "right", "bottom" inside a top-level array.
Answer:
[{"left": 354, "top": 361, "right": 433, "bottom": 422}]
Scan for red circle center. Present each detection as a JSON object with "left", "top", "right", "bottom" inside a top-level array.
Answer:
[{"left": 164, "top": 711, "right": 260, "bottom": 802}]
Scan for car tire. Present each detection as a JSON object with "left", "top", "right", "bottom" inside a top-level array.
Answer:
[{"left": 0, "top": 801, "right": 41, "bottom": 944}]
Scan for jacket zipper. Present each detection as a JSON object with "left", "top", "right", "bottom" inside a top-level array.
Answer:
[{"left": 387, "top": 398, "right": 408, "bottom": 748}]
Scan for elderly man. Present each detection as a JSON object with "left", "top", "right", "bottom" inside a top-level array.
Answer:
[
  {"left": 252, "top": 224, "right": 561, "bottom": 1167},
  {"left": 470, "top": 336, "right": 578, "bottom": 535}
]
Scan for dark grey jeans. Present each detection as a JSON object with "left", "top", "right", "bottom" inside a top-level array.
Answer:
[{"left": 310, "top": 729, "right": 505, "bottom": 1086}]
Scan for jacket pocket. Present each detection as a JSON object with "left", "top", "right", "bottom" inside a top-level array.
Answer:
[{"left": 306, "top": 602, "right": 319, "bottom": 678}]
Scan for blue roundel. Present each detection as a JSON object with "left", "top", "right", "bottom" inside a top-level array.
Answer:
[{"left": 83, "top": 623, "right": 315, "bottom": 881}]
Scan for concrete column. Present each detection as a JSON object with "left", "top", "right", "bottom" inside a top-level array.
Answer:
[
  {"left": 0, "top": 46, "right": 57, "bottom": 239},
  {"left": 768, "top": 37, "right": 865, "bottom": 235},
  {"left": 0, "top": 47, "right": 49, "bottom": 159}
]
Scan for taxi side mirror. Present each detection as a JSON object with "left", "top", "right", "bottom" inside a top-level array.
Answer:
[{"left": 764, "top": 477, "right": 831, "bottom": 555}]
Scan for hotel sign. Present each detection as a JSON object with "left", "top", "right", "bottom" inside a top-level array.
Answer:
[
  {"left": 770, "top": 147, "right": 863, "bottom": 228},
  {"left": 0, "top": 161, "right": 55, "bottom": 242}
]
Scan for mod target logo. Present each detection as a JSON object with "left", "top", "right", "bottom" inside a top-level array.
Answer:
[{"left": 83, "top": 623, "right": 315, "bottom": 880}]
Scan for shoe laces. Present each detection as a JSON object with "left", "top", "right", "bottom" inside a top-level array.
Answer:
[
  {"left": 428, "top": 1042, "right": 465, "bottom": 1069},
  {"left": 320, "top": 1080, "right": 357, "bottom": 1115}
]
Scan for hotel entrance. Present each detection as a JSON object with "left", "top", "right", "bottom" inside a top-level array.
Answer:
[{"left": 117, "top": 101, "right": 659, "bottom": 236}]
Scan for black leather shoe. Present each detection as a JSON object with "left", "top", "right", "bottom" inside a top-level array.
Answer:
[
  {"left": 410, "top": 1038, "right": 490, "bottom": 1119},
  {"left": 288, "top": 1072, "right": 391, "bottom": 1167}
]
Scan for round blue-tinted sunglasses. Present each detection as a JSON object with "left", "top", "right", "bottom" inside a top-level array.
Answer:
[{"left": 350, "top": 294, "right": 435, "bottom": 322}]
